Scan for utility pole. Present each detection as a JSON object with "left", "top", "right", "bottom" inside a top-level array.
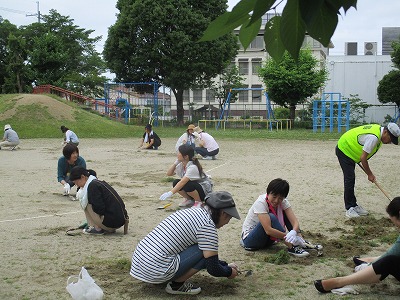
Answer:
[{"left": 26, "top": 1, "right": 40, "bottom": 23}]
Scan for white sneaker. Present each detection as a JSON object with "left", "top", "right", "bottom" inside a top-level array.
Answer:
[
  {"left": 353, "top": 205, "right": 368, "bottom": 216},
  {"left": 179, "top": 199, "right": 194, "bottom": 207},
  {"left": 202, "top": 156, "right": 212, "bottom": 160},
  {"left": 191, "top": 201, "right": 203, "bottom": 208},
  {"left": 346, "top": 207, "right": 360, "bottom": 218}
]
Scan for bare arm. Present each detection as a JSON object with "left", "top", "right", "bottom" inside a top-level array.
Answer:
[
  {"left": 360, "top": 150, "right": 375, "bottom": 182},
  {"left": 283, "top": 207, "right": 300, "bottom": 233},
  {"left": 258, "top": 213, "right": 287, "bottom": 240}
]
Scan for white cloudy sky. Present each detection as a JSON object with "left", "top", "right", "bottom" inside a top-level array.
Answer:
[{"left": 0, "top": 0, "right": 399, "bottom": 56}]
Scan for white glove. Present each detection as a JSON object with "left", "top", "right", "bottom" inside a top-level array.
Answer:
[
  {"left": 331, "top": 286, "right": 359, "bottom": 295},
  {"left": 284, "top": 230, "right": 297, "bottom": 244},
  {"left": 76, "top": 189, "right": 83, "bottom": 201},
  {"left": 291, "top": 236, "right": 306, "bottom": 247},
  {"left": 64, "top": 183, "right": 71, "bottom": 195},
  {"left": 354, "top": 263, "right": 369, "bottom": 273},
  {"left": 160, "top": 191, "right": 173, "bottom": 201},
  {"left": 174, "top": 160, "right": 180, "bottom": 166}
]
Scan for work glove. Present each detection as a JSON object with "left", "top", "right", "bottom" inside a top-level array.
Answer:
[
  {"left": 354, "top": 263, "right": 369, "bottom": 273},
  {"left": 284, "top": 229, "right": 297, "bottom": 244},
  {"left": 64, "top": 183, "right": 71, "bottom": 195},
  {"left": 160, "top": 191, "right": 173, "bottom": 201},
  {"left": 291, "top": 236, "right": 306, "bottom": 247},
  {"left": 174, "top": 160, "right": 180, "bottom": 166}
]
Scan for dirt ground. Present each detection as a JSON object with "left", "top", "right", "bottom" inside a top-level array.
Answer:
[{"left": 0, "top": 138, "right": 399, "bottom": 299}]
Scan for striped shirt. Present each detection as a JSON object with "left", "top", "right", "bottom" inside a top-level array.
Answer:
[{"left": 130, "top": 207, "right": 218, "bottom": 284}]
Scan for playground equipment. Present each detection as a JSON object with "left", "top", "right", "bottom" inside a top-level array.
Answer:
[
  {"left": 312, "top": 92, "right": 350, "bottom": 133},
  {"left": 216, "top": 88, "right": 277, "bottom": 130},
  {"left": 104, "top": 82, "right": 159, "bottom": 125}
]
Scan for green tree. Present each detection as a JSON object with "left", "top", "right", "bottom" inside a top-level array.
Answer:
[
  {"left": 200, "top": 0, "right": 357, "bottom": 61},
  {"left": 22, "top": 10, "right": 106, "bottom": 96},
  {"left": 377, "top": 70, "right": 400, "bottom": 108},
  {"left": 210, "top": 65, "right": 245, "bottom": 110},
  {"left": 3, "top": 33, "right": 29, "bottom": 93},
  {"left": 378, "top": 40, "right": 400, "bottom": 110},
  {"left": 104, "top": 0, "right": 238, "bottom": 124},
  {"left": 0, "top": 18, "right": 20, "bottom": 92},
  {"left": 259, "top": 49, "right": 327, "bottom": 122},
  {"left": 345, "top": 94, "right": 371, "bottom": 124}
]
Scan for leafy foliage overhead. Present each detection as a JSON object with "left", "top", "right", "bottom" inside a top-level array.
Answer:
[{"left": 200, "top": 0, "right": 358, "bottom": 61}]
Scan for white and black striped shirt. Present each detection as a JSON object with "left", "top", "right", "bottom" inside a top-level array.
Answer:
[{"left": 130, "top": 207, "right": 218, "bottom": 284}]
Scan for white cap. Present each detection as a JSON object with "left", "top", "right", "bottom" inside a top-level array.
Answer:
[
  {"left": 4, "top": 124, "right": 11, "bottom": 131},
  {"left": 387, "top": 122, "right": 400, "bottom": 145}
]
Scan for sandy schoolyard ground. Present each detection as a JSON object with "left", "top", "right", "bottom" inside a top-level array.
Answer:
[{"left": 0, "top": 137, "right": 399, "bottom": 299}]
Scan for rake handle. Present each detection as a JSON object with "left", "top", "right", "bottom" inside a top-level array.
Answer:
[{"left": 357, "top": 163, "right": 391, "bottom": 201}]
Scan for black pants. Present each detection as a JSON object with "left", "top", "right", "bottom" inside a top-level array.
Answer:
[
  {"left": 336, "top": 146, "right": 358, "bottom": 210},
  {"left": 173, "top": 179, "right": 206, "bottom": 201},
  {"left": 372, "top": 255, "right": 400, "bottom": 281}
]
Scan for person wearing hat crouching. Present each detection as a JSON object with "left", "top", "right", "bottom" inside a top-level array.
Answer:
[
  {"left": 193, "top": 126, "right": 219, "bottom": 160},
  {"left": 174, "top": 124, "right": 198, "bottom": 153},
  {"left": 130, "top": 191, "right": 240, "bottom": 295},
  {"left": 336, "top": 123, "right": 400, "bottom": 218},
  {"left": 0, "top": 124, "right": 20, "bottom": 150}
]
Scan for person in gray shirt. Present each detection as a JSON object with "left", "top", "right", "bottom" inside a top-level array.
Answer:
[{"left": 0, "top": 124, "right": 20, "bottom": 150}]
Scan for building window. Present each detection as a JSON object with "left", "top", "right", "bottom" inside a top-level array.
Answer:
[
  {"left": 193, "top": 89, "right": 202, "bottom": 103},
  {"left": 252, "top": 85, "right": 262, "bottom": 102},
  {"left": 252, "top": 59, "right": 262, "bottom": 75},
  {"left": 238, "top": 88, "right": 249, "bottom": 102},
  {"left": 206, "top": 89, "right": 215, "bottom": 103},
  {"left": 183, "top": 90, "right": 190, "bottom": 102},
  {"left": 239, "top": 60, "right": 249, "bottom": 75},
  {"left": 249, "top": 36, "right": 264, "bottom": 49}
]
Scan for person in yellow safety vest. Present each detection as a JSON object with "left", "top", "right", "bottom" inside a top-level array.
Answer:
[{"left": 336, "top": 123, "right": 400, "bottom": 218}]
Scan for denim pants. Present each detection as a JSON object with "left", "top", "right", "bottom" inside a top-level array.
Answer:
[
  {"left": 242, "top": 213, "right": 293, "bottom": 249},
  {"left": 195, "top": 147, "right": 219, "bottom": 158},
  {"left": 172, "top": 244, "right": 206, "bottom": 280},
  {"left": 336, "top": 146, "right": 358, "bottom": 209}
]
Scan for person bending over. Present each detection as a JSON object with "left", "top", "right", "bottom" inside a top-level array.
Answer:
[
  {"left": 70, "top": 166, "right": 129, "bottom": 235},
  {"left": 130, "top": 191, "right": 240, "bottom": 295}
]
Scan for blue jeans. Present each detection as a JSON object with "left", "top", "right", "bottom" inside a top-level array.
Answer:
[
  {"left": 242, "top": 213, "right": 288, "bottom": 249},
  {"left": 172, "top": 244, "right": 206, "bottom": 280},
  {"left": 195, "top": 147, "right": 219, "bottom": 158}
]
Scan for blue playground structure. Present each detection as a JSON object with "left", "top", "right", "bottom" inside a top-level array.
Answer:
[
  {"left": 103, "top": 82, "right": 159, "bottom": 125},
  {"left": 217, "top": 88, "right": 275, "bottom": 130},
  {"left": 313, "top": 92, "right": 350, "bottom": 133}
]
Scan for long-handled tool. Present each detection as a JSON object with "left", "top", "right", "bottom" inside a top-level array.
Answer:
[{"left": 357, "top": 163, "right": 391, "bottom": 201}]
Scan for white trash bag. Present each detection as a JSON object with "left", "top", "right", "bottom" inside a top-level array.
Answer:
[{"left": 66, "top": 267, "right": 104, "bottom": 300}]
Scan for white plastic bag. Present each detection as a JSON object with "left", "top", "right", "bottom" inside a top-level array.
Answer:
[{"left": 66, "top": 267, "right": 104, "bottom": 300}]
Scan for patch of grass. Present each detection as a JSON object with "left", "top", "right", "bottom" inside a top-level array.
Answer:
[
  {"left": 264, "top": 249, "right": 290, "bottom": 264},
  {"left": 0, "top": 93, "right": 345, "bottom": 140},
  {"left": 161, "top": 177, "right": 175, "bottom": 183}
]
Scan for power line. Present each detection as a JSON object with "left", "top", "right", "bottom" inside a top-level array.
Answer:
[{"left": 0, "top": 7, "right": 33, "bottom": 15}]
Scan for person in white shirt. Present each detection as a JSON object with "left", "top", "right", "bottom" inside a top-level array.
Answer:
[
  {"left": 61, "top": 125, "right": 79, "bottom": 146},
  {"left": 175, "top": 124, "right": 198, "bottom": 152},
  {"left": 193, "top": 126, "right": 219, "bottom": 160},
  {"left": 160, "top": 144, "right": 213, "bottom": 208},
  {"left": 241, "top": 178, "right": 322, "bottom": 257}
]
